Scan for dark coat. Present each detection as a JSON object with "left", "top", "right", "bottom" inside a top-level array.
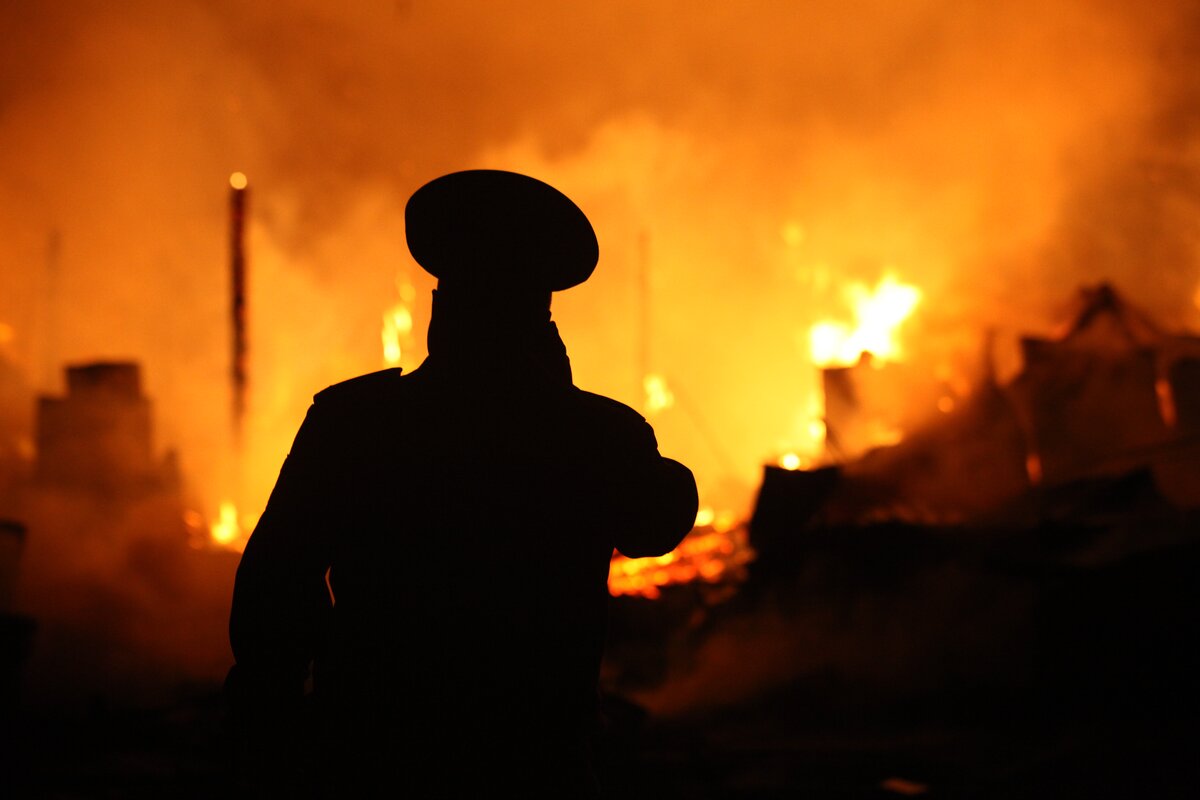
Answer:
[{"left": 228, "top": 350, "right": 698, "bottom": 796}]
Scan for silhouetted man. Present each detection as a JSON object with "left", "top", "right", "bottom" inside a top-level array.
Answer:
[{"left": 228, "top": 170, "right": 698, "bottom": 797}]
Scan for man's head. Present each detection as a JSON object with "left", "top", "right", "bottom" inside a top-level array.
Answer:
[
  {"left": 405, "top": 170, "right": 598, "bottom": 302},
  {"left": 407, "top": 171, "right": 594, "bottom": 376}
]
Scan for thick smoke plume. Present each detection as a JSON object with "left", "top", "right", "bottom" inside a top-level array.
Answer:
[{"left": 2, "top": 0, "right": 1198, "bottom": 524}]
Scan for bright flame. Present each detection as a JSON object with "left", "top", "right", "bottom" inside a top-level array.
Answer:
[
  {"left": 210, "top": 501, "right": 245, "bottom": 549},
  {"left": 608, "top": 512, "right": 755, "bottom": 600},
  {"left": 382, "top": 303, "right": 413, "bottom": 366},
  {"left": 809, "top": 273, "right": 922, "bottom": 366},
  {"left": 229, "top": 171, "right": 248, "bottom": 190},
  {"left": 643, "top": 373, "right": 675, "bottom": 415},
  {"left": 779, "top": 452, "right": 803, "bottom": 470}
]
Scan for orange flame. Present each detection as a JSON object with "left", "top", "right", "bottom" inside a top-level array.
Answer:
[
  {"left": 809, "top": 273, "right": 922, "bottom": 367},
  {"left": 209, "top": 501, "right": 252, "bottom": 551},
  {"left": 382, "top": 303, "right": 413, "bottom": 366},
  {"left": 643, "top": 373, "right": 675, "bottom": 415},
  {"left": 608, "top": 508, "right": 755, "bottom": 599},
  {"left": 381, "top": 278, "right": 417, "bottom": 367}
]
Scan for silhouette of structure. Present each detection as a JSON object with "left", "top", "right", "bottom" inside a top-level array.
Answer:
[
  {"left": 228, "top": 170, "right": 698, "bottom": 797},
  {"left": 36, "top": 362, "right": 179, "bottom": 495}
]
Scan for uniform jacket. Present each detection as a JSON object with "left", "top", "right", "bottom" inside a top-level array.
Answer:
[{"left": 228, "top": 335, "right": 698, "bottom": 795}]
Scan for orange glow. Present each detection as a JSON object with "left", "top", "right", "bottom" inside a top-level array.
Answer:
[
  {"left": 210, "top": 501, "right": 251, "bottom": 551},
  {"left": 382, "top": 303, "right": 413, "bottom": 366},
  {"left": 608, "top": 511, "right": 755, "bottom": 600},
  {"left": 1155, "top": 376, "right": 1177, "bottom": 428},
  {"left": 780, "top": 221, "right": 806, "bottom": 247},
  {"left": 643, "top": 373, "right": 675, "bottom": 415},
  {"left": 0, "top": 1, "right": 1188, "bottom": 583},
  {"left": 1025, "top": 453, "right": 1043, "bottom": 485},
  {"left": 779, "top": 452, "right": 803, "bottom": 470},
  {"left": 809, "top": 274, "right": 922, "bottom": 367}
]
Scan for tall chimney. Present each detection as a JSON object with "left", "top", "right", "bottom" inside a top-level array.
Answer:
[{"left": 229, "top": 172, "right": 248, "bottom": 447}]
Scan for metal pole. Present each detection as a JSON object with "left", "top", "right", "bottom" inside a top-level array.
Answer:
[{"left": 230, "top": 172, "right": 248, "bottom": 448}]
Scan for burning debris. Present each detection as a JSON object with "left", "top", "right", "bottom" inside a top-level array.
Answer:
[
  {"left": 781, "top": 283, "right": 1200, "bottom": 524},
  {"left": 609, "top": 508, "right": 753, "bottom": 600},
  {"left": 602, "top": 282, "right": 1200, "bottom": 750}
]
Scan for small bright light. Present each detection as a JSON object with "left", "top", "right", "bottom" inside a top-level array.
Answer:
[
  {"left": 643, "top": 374, "right": 675, "bottom": 415},
  {"left": 780, "top": 452, "right": 802, "bottom": 470},
  {"left": 695, "top": 507, "right": 716, "bottom": 527},
  {"left": 229, "top": 172, "right": 248, "bottom": 190},
  {"left": 211, "top": 501, "right": 242, "bottom": 546}
]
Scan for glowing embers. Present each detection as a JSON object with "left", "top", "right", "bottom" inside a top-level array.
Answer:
[
  {"left": 608, "top": 508, "right": 755, "bottom": 600},
  {"left": 809, "top": 273, "right": 921, "bottom": 367}
]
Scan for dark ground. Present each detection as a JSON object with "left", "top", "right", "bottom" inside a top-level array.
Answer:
[
  {"left": 2, "top": 685, "right": 1196, "bottom": 798},
  {"left": 3, "top": 515, "right": 1198, "bottom": 798}
]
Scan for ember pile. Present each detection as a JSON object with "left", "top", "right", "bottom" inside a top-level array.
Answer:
[{"left": 608, "top": 509, "right": 754, "bottom": 599}]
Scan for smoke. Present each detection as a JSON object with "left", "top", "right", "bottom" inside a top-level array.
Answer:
[
  {"left": 611, "top": 552, "right": 1037, "bottom": 721},
  {"left": 1, "top": 0, "right": 1198, "bottom": 521}
]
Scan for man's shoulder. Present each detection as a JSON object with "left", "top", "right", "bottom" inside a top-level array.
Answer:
[
  {"left": 313, "top": 367, "right": 405, "bottom": 408},
  {"left": 572, "top": 388, "right": 647, "bottom": 425}
]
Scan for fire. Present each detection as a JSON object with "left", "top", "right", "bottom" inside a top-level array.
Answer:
[
  {"left": 381, "top": 278, "right": 417, "bottom": 367},
  {"left": 229, "top": 171, "right": 248, "bottom": 190},
  {"left": 809, "top": 273, "right": 922, "bottom": 367},
  {"left": 382, "top": 303, "right": 413, "bottom": 366},
  {"left": 608, "top": 508, "right": 755, "bottom": 600},
  {"left": 209, "top": 501, "right": 250, "bottom": 551},
  {"left": 643, "top": 373, "right": 675, "bottom": 415}
]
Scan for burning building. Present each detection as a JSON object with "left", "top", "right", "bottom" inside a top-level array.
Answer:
[{"left": 775, "top": 283, "right": 1200, "bottom": 525}]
